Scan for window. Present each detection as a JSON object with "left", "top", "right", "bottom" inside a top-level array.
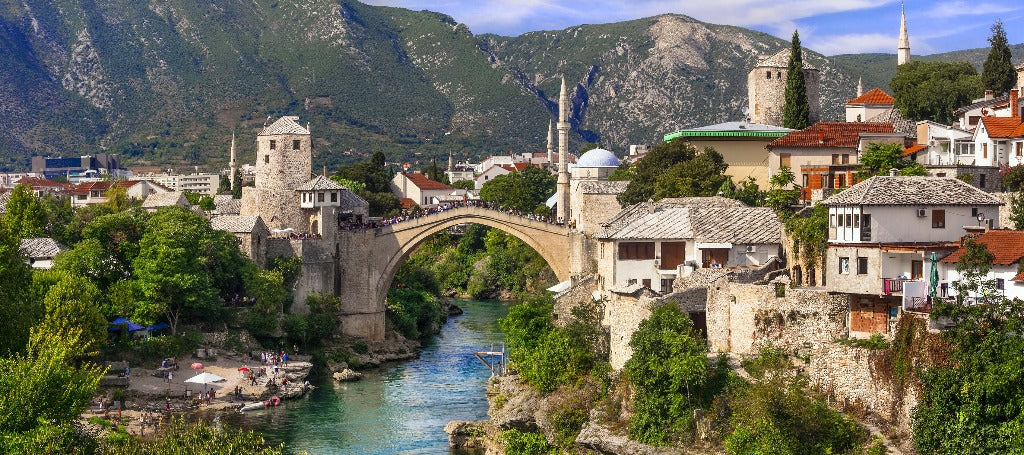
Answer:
[
  {"left": 983, "top": 143, "right": 988, "bottom": 158},
  {"left": 780, "top": 153, "right": 791, "bottom": 168},
  {"left": 857, "top": 257, "right": 868, "bottom": 275},
  {"left": 861, "top": 214, "right": 872, "bottom": 241},
  {"left": 642, "top": 279, "right": 652, "bottom": 289},
  {"left": 830, "top": 214, "right": 836, "bottom": 227},
  {"left": 838, "top": 214, "right": 844, "bottom": 227},
  {"left": 331, "top": 192, "right": 338, "bottom": 203},
  {"left": 911, "top": 260, "right": 923, "bottom": 280},
  {"left": 317, "top": 192, "right": 325, "bottom": 202},
  {"left": 932, "top": 209, "right": 945, "bottom": 228},
  {"left": 854, "top": 214, "right": 860, "bottom": 228},
  {"left": 845, "top": 214, "right": 852, "bottom": 227},
  {"left": 293, "top": 140, "right": 301, "bottom": 150},
  {"left": 269, "top": 140, "right": 276, "bottom": 150},
  {"left": 618, "top": 242, "right": 656, "bottom": 260},
  {"left": 264, "top": 155, "right": 270, "bottom": 164},
  {"left": 777, "top": 71, "right": 781, "bottom": 79},
  {"left": 980, "top": 174, "right": 986, "bottom": 188},
  {"left": 839, "top": 257, "right": 850, "bottom": 274},
  {"left": 972, "top": 207, "right": 979, "bottom": 217},
  {"left": 937, "top": 172, "right": 947, "bottom": 177},
  {"left": 1017, "top": 142, "right": 1023, "bottom": 158},
  {"left": 661, "top": 279, "right": 674, "bottom": 293},
  {"left": 832, "top": 154, "right": 840, "bottom": 165},
  {"left": 997, "top": 278, "right": 1005, "bottom": 290},
  {"left": 627, "top": 279, "right": 637, "bottom": 285},
  {"left": 766, "top": 71, "right": 772, "bottom": 79},
  {"left": 842, "top": 154, "right": 850, "bottom": 164},
  {"left": 836, "top": 174, "right": 847, "bottom": 188}
]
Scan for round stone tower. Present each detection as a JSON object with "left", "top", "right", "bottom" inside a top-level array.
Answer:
[
  {"left": 240, "top": 116, "right": 312, "bottom": 231},
  {"left": 747, "top": 49, "right": 821, "bottom": 127}
]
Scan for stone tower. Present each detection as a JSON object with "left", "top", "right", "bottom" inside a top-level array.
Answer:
[
  {"left": 898, "top": 2, "right": 910, "bottom": 66},
  {"left": 747, "top": 49, "right": 821, "bottom": 127},
  {"left": 556, "top": 76, "right": 571, "bottom": 223},
  {"left": 229, "top": 132, "right": 237, "bottom": 192},
  {"left": 240, "top": 116, "right": 312, "bottom": 231}
]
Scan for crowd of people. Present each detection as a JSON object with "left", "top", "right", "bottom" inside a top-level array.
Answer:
[{"left": 340, "top": 200, "right": 570, "bottom": 230}]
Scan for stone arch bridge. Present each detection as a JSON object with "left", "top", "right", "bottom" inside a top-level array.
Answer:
[{"left": 335, "top": 206, "right": 572, "bottom": 340}]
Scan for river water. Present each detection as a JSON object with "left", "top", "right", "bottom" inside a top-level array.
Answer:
[{"left": 235, "top": 299, "right": 509, "bottom": 454}]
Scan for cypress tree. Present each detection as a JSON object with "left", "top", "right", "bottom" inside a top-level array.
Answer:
[
  {"left": 784, "top": 30, "right": 811, "bottom": 130},
  {"left": 982, "top": 20, "right": 1016, "bottom": 95}
]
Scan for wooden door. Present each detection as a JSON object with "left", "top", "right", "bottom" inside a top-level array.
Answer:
[
  {"left": 850, "top": 298, "right": 888, "bottom": 334},
  {"left": 661, "top": 242, "right": 685, "bottom": 270},
  {"left": 911, "top": 260, "right": 923, "bottom": 280}
]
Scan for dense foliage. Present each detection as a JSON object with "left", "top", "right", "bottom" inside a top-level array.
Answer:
[
  {"left": 982, "top": 20, "right": 1017, "bottom": 95},
  {"left": 617, "top": 139, "right": 730, "bottom": 206},
  {"left": 479, "top": 165, "right": 556, "bottom": 213},
  {"left": 103, "top": 418, "right": 283, "bottom": 454},
  {"left": 891, "top": 61, "right": 983, "bottom": 124},
  {"left": 1001, "top": 165, "right": 1024, "bottom": 192},
  {"left": 783, "top": 31, "right": 811, "bottom": 130},
  {"left": 332, "top": 152, "right": 401, "bottom": 216},
  {"left": 857, "top": 143, "right": 927, "bottom": 178}
]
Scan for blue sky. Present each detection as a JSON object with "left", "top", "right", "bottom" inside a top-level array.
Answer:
[{"left": 363, "top": 0, "right": 1024, "bottom": 55}]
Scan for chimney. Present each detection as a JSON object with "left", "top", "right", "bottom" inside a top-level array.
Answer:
[
  {"left": 985, "top": 89, "right": 994, "bottom": 100},
  {"left": 889, "top": 168, "right": 898, "bottom": 176},
  {"left": 1011, "top": 89, "right": 1020, "bottom": 117}
]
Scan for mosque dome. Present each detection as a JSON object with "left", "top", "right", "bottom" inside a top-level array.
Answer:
[{"left": 575, "top": 148, "right": 620, "bottom": 168}]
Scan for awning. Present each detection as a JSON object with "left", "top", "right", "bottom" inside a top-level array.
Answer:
[
  {"left": 109, "top": 318, "right": 146, "bottom": 332},
  {"left": 545, "top": 192, "right": 558, "bottom": 208},
  {"left": 546, "top": 280, "right": 571, "bottom": 293}
]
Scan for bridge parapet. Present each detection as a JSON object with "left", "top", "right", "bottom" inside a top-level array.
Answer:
[{"left": 375, "top": 206, "right": 567, "bottom": 236}]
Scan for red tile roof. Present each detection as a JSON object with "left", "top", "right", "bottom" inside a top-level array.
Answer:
[
  {"left": 903, "top": 143, "right": 927, "bottom": 156},
  {"left": 66, "top": 181, "right": 113, "bottom": 195},
  {"left": 401, "top": 172, "right": 451, "bottom": 190},
  {"left": 941, "top": 230, "right": 1024, "bottom": 265},
  {"left": 500, "top": 163, "right": 531, "bottom": 172},
  {"left": 980, "top": 116, "right": 1023, "bottom": 138},
  {"left": 769, "top": 122, "right": 895, "bottom": 148},
  {"left": 847, "top": 88, "right": 894, "bottom": 105},
  {"left": 16, "top": 177, "right": 64, "bottom": 188},
  {"left": 399, "top": 197, "right": 417, "bottom": 209}
]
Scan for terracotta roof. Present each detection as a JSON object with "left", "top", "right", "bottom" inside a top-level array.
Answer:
[
  {"left": 822, "top": 176, "right": 1002, "bottom": 206},
  {"left": 847, "top": 88, "right": 894, "bottom": 105},
  {"left": 1012, "top": 271, "right": 1024, "bottom": 282},
  {"left": 15, "top": 177, "right": 64, "bottom": 188},
  {"left": 903, "top": 143, "right": 928, "bottom": 156},
  {"left": 941, "top": 230, "right": 1024, "bottom": 265},
  {"left": 399, "top": 198, "right": 417, "bottom": 209},
  {"left": 66, "top": 181, "right": 113, "bottom": 195},
  {"left": 259, "top": 116, "right": 310, "bottom": 136},
  {"left": 402, "top": 172, "right": 451, "bottom": 190},
  {"left": 500, "top": 163, "right": 531, "bottom": 172},
  {"left": 980, "top": 116, "right": 1023, "bottom": 138},
  {"left": 769, "top": 122, "right": 895, "bottom": 148}
]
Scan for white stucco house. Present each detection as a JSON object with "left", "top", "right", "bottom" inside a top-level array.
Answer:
[
  {"left": 596, "top": 197, "right": 782, "bottom": 295},
  {"left": 822, "top": 176, "right": 1002, "bottom": 335},
  {"left": 940, "top": 230, "right": 1024, "bottom": 303}
]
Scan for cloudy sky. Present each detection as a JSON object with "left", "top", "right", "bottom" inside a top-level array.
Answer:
[{"left": 363, "top": 0, "right": 1024, "bottom": 55}]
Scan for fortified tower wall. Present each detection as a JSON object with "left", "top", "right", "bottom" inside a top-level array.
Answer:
[
  {"left": 748, "top": 51, "right": 821, "bottom": 127},
  {"left": 241, "top": 119, "right": 312, "bottom": 231}
]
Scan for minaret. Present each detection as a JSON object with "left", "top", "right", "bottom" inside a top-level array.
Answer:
[
  {"left": 546, "top": 119, "right": 555, "bottom": 166},
  {"left": 447, "top": 150, "right": 454, "bottom": 172},
  {"left": 556, "top": 76, "right": 571, "bottom": 223},
  {"left": 229, "top": 131, "right": 237, "bottom": 192},
  {"left": 857, "top": 77, "right": 863, "bottom": 97},
  {"left": 898, "top": 2, "right": 910, "bottom": 66}
]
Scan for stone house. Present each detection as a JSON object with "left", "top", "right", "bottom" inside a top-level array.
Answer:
[
  {"left": 19, "top": 237, "right": 65, "bottom": 269},
  {"left": 240, "top": 116, "right": 313, "bottom": 231},
  {"left": 211, "top": 215, "right": 270, "bottom": 267},
  {"left": 940, "top": 230, "right": 1024, "bottom": 302},
  {"left": 596, "top": 197, "right": 782, "bottom": 295},
  {"left": 845, "top": 88, "right": 894, "bottom": 123},
  {"left": 663, "top": 121, "right": 792, "bottom": 188},
  {"left": 767, "top": 122, "right": 905, "bottom": 203},
  {"left": 390, "top": 172, "right": 456, "bottom": 207},
  {"left": 970, "top": 90, "right": 1022, "bottom": 171},
  {"left": 141, "top": 192, "right": 189, "bottom": 212},
  {"left": 822, "top": 176, "right": 1001, "bottom": 335}
]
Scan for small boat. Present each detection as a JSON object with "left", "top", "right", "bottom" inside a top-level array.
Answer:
[
  {"left": 266, "top": 395, "right": 281, "bottom": 407},
  {"left": 239, "top": 402, "right": 266, "bottom": 412}
]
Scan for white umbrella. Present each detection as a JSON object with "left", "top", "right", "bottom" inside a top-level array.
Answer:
[{"left": 185, "top": 372, "right": 226, "bottom": 393}]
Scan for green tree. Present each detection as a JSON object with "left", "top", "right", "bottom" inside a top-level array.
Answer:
[
  {"left": 892, "top": 61, "right": 983, "bottom": 124},
  {"left": 1011, "top": 191, "right": 1024, "bottom": 230},
  {"left": 0, "top": 222, "right": 35, "bottom": 355},
  {"left": 0, "top": 329, "right": 105, "bottom": 434},
  {"left": 36, "top": 272, "right": 107, "bottom": 355},
  {"left": 857, "top": 143, "right": 929, "bottom": 179},
  {"left": 783, "top": 31, "right": 811, "bottom": 130},
  {"left": 105, "top": 185, "right": 132, "bottom": 213},
  {"left": 720, "top": 177, "right": 763, "bottom": 207},
  {"left": 982, "top": 20, "right": 1016, "bottom": 95},
  {"left": 3, "top": 184, "right": 47, "bottom": 239},
  {"left": 197, "top": 195, "right": 215, "bottom": 211},
  {"left": 618, "top": 140, "right": 729, "bottom": 206},
  {"left": 450, "top": 179, "right": 475, "bottom": 191},
  {"left": 764, "top": 167, "right": 800, "bottom": 211},
  {"left": 952, "top": 237, "right": 997, "bottom": 304},
  {"left": 101, "top": 417, "right": 283, "bottom": 454},
  {"left": 625, "top": 304, "right": 710, "bottom": 444},
  {"left": 231, "top": 172, "right": 242, "bottom": 199},
  {"left": 243, "top": 269, "right": 286, "bottom": 337},
  {"left": 480, "top": 166, "right": 556, "bottom": 212}
]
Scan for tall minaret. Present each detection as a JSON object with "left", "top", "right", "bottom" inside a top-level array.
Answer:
[
  {"left": 857, "top": 77, "right": 863, "bottom": 97},
  {"left": 229, "top": 131, "right": 237, "bottom": 192},
  {"left": 447, "top": 150, "right": 454, "bottom": 172},
  {"left": 898, "top": 2, "right": 910, "bottom": 66},
  {"left": 556, "top": 76, "right": 571, "bottom": 223},
  {"left": 546, "top": 119, "right": 555, "bottom": 166}
]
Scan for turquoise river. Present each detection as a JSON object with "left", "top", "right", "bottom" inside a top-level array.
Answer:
[{"left": 233, "top": 299, "right": 509, "bottom": 454}]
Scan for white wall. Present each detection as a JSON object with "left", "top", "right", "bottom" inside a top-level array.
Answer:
[
  {"left": 944, "top": 264, "right": 1024, "bottom": 301},
  {"left": 607, "top": 239, "right": 779, "bottom": 292},
  {"left": 829, "top": 205, "right": 999, "bottom": 244}
]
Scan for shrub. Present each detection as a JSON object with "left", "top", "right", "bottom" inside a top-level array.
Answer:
[
  {"left": 1000, "top": 165, "right": 1024, "bottom": 191},
  {"left": 501, "top": 429, "right": 556, "bottom": 455},
  {"left": 499, "top": 294, "right": 594, "bottom": 393}
]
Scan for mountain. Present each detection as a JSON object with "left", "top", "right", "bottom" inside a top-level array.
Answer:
[
  {"left": 831, "top": 44, "right": 1024, "bottom": 94},
  {"left": 0, "top": 0, "right": 873, "bottom": 172}
]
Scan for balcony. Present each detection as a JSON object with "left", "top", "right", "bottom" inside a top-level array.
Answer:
[{"left": 882, "top": 278, "right": 909, "bottom": 295}]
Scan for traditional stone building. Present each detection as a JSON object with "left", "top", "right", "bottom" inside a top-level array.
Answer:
[
  {"left": 747, "top": 49, "right": 821, "bottom": 127},
  {"left": 211, "top": 215, "right": 270, "bottom": 267},
  {"left": 240, "top": 116, "right": 313, "bottom": 231}
]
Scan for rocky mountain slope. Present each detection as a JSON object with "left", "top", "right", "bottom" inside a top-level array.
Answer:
[{"left": 0, "top": 0, "right": 992, "bottom": 172}]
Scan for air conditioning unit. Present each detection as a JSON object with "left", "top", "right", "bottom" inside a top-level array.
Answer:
[
  {"left": 653, "top": 258, "right": 661, "bottom": 267},
  {"left": 916, "top": 208, "right": 927, "bottom": 217},
  {"left": 745, "top": 245, "right": 757, "bottom": 253}
]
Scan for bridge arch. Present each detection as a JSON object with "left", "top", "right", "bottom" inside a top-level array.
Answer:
[{"left": 373, "top": 207, "right": 571, "bottom": 306}]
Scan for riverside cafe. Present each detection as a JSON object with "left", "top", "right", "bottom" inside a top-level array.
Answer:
[{"left": 108, "top": 317, "right": 170, "bottom": 342}]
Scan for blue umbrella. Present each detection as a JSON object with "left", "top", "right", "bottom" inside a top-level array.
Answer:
[
  {"left": 148, "top": 322, "right": 170, "bottom": 331},
  {"left": 109, "top": 318, "right": 146, "bottom": 332}
]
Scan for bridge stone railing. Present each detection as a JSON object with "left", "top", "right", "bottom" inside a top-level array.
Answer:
[{"left": 374, "top": 206, "right": 567, "bottom": 236}]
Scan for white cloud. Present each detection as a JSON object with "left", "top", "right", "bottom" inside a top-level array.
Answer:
[
  {"left": 806, "top": 33, "right": 901, "bottom": 55},
  {"left": 924, "top": 1, "right": 1021, "bottom": 19}
]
